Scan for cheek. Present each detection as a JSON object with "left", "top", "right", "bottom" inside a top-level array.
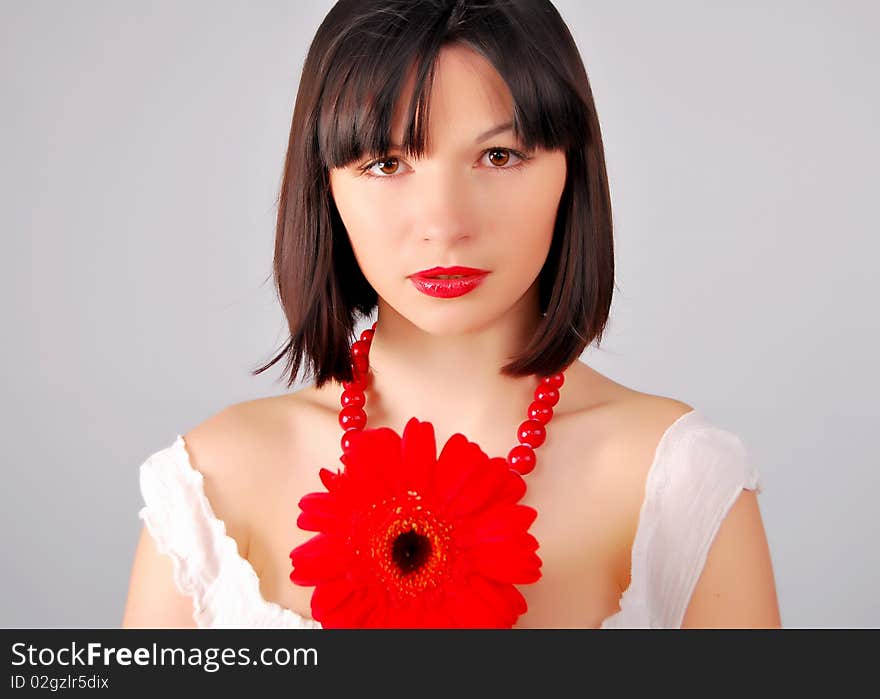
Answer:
[
  {"left": 344, "top": 224, "right": 390, "bottom": 276},
  {"left": 333, "top": 187, "right": 399, "bottom": 265},
  {"left": 495, "top": 174, "right": 563, "bottom": 262}
]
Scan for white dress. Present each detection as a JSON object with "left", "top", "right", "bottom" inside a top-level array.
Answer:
[{"left": 137, "top": 408, "right": 763, "bottom": 629}]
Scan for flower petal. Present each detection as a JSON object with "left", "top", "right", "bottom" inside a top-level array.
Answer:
[
  {"left": 319, "top": 587, "right": 379, "bottom": 628},
  {"left": 344, "top": 426, "right": 403, "bottom": 496},
  {"left": 311, "top": 576, "right": 356, "bottom": 617},
  {"left": 443, "top": 458, "right": 510, "bottom": 519},
  {"left": 467, "top": 575, "right": 528, "bottom": 625},
  {"left": 383, "top": 595, "right": 425, "bottom": 629},
  {"left": 468, "top": 539, "right": 543, "bottom": 584},
  {"left": 445, "top": 582, "right": 511, "bottom": 628},
  {"left": 296, "top": 491, "right": 342, "bottom": 533},
  {"left": 433, "top": 433, "right": 488, "bottom": 514},
  {"left": 289, "top": 533, "right": 350, "bottom": 585},
  {"left": 469, "top": 531, "right": 540, "bottom": 554},
  {"left": 497, "top": 469, "right": 527, "bottom": 504},
  {"left": 318, "top": 467, "right": 343, "bottom": 492},
  {"left": 362, "top": 603, "right": 389, "bottom": 628},
  {"left": 401, "top": 418, "right": 437, "bottom": 495},
  {"left": 419, "top": 601, "right": 455, "bottom": 628},
  {"left": 456, "top": 504, "right": 538, "bottom": 548}
]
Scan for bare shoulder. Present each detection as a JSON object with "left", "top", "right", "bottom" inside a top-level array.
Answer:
[
  {"left": 561, "top": 362, "right": 696, "bottom": 500},
  {"left": 596, "top": 384, "right": 695, "bottom": 479},
  {"left": 180, "top": 388, "right": 325, "bottom": 555},
  {"left": 567, "top": 362, "right": 695, "bottom": 590},
  {"left": 564, "top": 360, "right": 694, "bottom": 439},
  {"left": 122, "top": 390, "right": 322, "bottom": 628},
  {"left": 607, "top": 392, "right": 695, "bottom": 447},
  {"left": 183, "top": 393, "right": 305, "bottom": 473}
]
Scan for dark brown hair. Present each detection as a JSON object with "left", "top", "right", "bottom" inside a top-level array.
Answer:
[{"left": 253, "top": 0, "right": 615, "bottom": 389}]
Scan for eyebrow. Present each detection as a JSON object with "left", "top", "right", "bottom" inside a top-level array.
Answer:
[
  {"left": 473, "top": 121, "right": 514, "bottom": 143},
  {"left": 387, "top": 121, "right": 514, "bottom": 150}
]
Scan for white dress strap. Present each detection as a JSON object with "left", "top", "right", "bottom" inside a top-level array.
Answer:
[
  {"left": 608, "top": 410, "right": 763, "bottom": 628},
  {"left": 137, "top": 435, "right": 233, "bottom": 626},
  {"left": 137, "top": 436, "right": 321, "bottom": 628}
]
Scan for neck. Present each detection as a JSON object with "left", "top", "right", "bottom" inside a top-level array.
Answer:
[{"left": 362, "top": 298, "right": 544, "bottom": 447}]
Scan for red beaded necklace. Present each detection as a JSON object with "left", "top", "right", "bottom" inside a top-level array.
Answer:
[{"left": 336, "top": 320, "right": 566, "bottom": 474}]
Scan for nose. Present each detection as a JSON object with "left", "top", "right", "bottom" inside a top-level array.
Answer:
[{"left": 414, "top": 165, "right": 475, "bottom": 246}]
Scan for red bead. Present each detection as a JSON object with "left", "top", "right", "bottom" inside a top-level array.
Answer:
[
  {"left": 534, "top": 386, "right": 559, "bottom": 407},
  {"left": 351, "top": 339, "right": 370, "bottom": 360},
  {"left": 527, "top": 400, "right": 553, "bottom": 424},
  {"left": 341, "top": 430, "right": 359, "bottom": 452},
  {"left": 342, "top": 377, "right": 366, "bottom": 392},
  {"left": 508, "top": 444, "right": 536, "bottom": 475},
  {"left": 342, "top": 365, "right": 369, "bottom": 391},
  {"left": 353, "top": 355, "right": 369, "bottom": 374},
  {"left": 360, "top": 328, "right": 374, "bottom": 343},
  {"left": 338, "top": 406, "right": 366, "bottom": 431},
  {"left": 542, "top": 372, "right": 565, "bottom": 389},
  {"left": 340, "top": 389, "right": 365, "bottom": 408},
  {"left": 517, "top": 419, "right": 546, "bottom": 448}
]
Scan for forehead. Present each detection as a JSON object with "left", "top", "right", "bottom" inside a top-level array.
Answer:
[
  {"left": 317, "top": 33, "right": 573, "bottom": 172},
  {"left": 388, "top": 44, "right": 515, "bottom": 149}
]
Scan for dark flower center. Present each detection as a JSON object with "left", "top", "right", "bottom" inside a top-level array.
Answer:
[{"left": 391, "top": 529, "right": 432, "bottom": 574}]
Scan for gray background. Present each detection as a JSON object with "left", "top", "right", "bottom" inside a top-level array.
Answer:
[{"left": 2, "top": 1, "right": 877, "bottom": 627}]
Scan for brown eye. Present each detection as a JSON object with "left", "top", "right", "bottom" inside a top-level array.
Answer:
[
  {"left": 487, "top": 149, "right": 511, "bottom": 167},
  {"left": 376, "top": 158, "right": 400, "bottom": 175}
]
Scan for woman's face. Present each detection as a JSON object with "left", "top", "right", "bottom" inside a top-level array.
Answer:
[{"left": 328, "top": 44, "right": 567, "bottom": 335}]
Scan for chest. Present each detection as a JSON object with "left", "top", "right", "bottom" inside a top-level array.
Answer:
[{"left": 244, "top": 412, "right": 637, "bottom": 628}]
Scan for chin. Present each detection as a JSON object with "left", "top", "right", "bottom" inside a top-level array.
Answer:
[{"left": 399, "top": 302, "right": 506, "bottom": 337}]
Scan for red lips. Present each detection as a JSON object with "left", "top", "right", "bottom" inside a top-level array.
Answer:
[
  {"left": 408, "top": 266, "right": 490, "bottom": 298},
  {"left": 410, "top": 265, "right": 490, "bottom": 279}
]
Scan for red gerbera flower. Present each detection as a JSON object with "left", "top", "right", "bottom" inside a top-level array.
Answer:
[{"left": 289, "top": 417, "right": 542, "bottom": 628}]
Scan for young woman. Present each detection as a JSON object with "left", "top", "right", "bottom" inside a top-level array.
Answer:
[{"left": 122, "top": 0, "right": 781, "bottom": 629}]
